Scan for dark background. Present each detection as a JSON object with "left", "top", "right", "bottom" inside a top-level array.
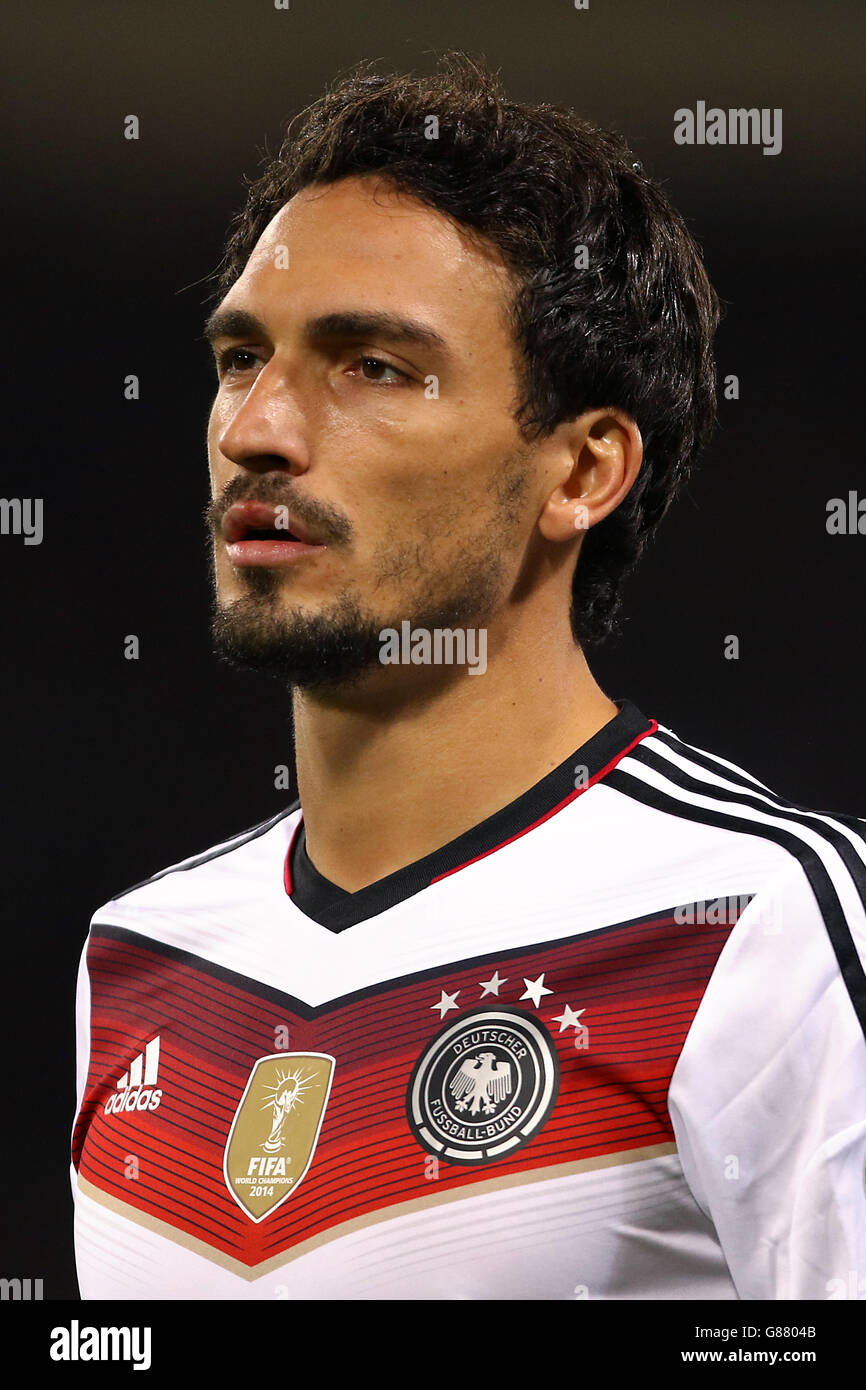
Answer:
[{"left": 1, "top": 0, "right": 863, "bottom": 1299}]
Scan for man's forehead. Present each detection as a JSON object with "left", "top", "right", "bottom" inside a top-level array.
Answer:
[
  {"left": 244, "top": 175, "right": 512, "bottom": 293},
  {"left": 262, "top": 175, "right": 456, "bottom": 240},
  {"left": 217, "top": 177, "right": 518, "bottom": 357}
]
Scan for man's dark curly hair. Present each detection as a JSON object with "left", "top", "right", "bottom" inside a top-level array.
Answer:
[{"left": 213, "top": 51, "right": 720, "bottom": 648}]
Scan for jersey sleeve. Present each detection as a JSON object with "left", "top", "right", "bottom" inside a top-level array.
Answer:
[
  {"left": 668, "top": 852, "right": 866, "bottom": 1299},
  {"left": 70, "top": 930, "right": 92, "bottom": 1192}
]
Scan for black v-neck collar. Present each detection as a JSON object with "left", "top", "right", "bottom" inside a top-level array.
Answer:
[{"left": 285, "top": 697, "right": 655, "bottom": 932}]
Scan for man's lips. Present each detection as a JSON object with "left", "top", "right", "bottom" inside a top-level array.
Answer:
[
  {"left": 219, "top": 500, "right": 328, "bottom": 568},
  {"left": 220, "top": 500, "right": 322, "bottom": 545}
]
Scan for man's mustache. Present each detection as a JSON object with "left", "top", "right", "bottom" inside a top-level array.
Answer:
[{"left": 205, "top": 475, "right": 352, "bottom": 545}]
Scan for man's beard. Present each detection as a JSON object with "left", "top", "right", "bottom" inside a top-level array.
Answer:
[
  {"left": 208, "top": 444, "right": 532, "bottom": 691},
  {"left": 209, "top": 549, "right": 507, "bottom": 692}
]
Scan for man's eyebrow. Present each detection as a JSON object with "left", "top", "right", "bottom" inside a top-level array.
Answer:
[
  {"left": 303, "top": 310, "right": 449, "bottom": 355},
  {"left": 202, "top": 305, "right": 450, "bottom": 357},
  {"left": 202, "top": 308, "right": 269, "bottom": 346},
  {"left": 202, "top": 304, "right": 447, "bottom": 353}
]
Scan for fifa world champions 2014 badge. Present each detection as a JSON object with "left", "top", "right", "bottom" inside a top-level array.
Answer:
[
  {"left": 224, "top": 1052, "right": 335, "bottom": 1221},
  {"left": 407, "top": 1007, "right": 559, "bottom": 1165}
]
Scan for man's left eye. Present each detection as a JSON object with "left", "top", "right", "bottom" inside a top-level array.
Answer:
[{"left": 353, "top": 356, "right": 408, "bottom": 384}]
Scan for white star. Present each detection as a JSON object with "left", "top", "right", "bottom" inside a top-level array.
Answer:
[
  {"left": 552, "top": 1004, "right": 586, "bottom": 1033},
  {"left": 479, "top": 970, "right": 507, "bottom": 997},
  {"left": 432, "top": 989, "right": 460, "bottom": 1019},
  {"left": 520, "top": 973, "right": 553, "bottom": 1007}
]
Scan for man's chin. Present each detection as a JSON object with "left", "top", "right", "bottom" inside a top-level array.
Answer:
[
  {"left": 209, "top": 558, "right": 504, "bottom": 692},
  {"left": 210, "top": 594, "right": 387, "bottom": 690}
]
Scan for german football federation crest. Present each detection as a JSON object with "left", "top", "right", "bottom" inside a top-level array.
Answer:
[
  {"left": 224, "top": 1053, "right": 335, "bottom": 1221},
  {"left": 407, "top": 1007, "right": 559, "bottom": 1166}
]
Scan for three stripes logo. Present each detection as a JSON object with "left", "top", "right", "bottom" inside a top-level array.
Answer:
[{"left": 103, "top": 1036, "right": 163, "bottom": 1117}]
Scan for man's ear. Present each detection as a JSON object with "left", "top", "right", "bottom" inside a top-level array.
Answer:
[{"left": 537, "top": 409, "right": 643, "bottom": 544}]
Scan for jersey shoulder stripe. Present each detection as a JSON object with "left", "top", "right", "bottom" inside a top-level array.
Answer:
[
  {"left": 609, "top": 729, "right": 866, "bottom": 1040},
  {"left": 635, "top": 730, "right": 866, "bottom": 866},
  {"left": 652, "top": 723, "right": 866, "bottom": 836},
  {"left": 652, "top": 721, "right": 775, "bottom": 793},
  {"left": 108, "top": 801, "right": 300, "bottom": 904}
]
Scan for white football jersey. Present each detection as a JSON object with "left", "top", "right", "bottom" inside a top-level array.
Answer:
[{"left": 70, "top": 699, "right": 866, "bottom": 1299}]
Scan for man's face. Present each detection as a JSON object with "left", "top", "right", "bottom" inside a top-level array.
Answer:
[{"left": 205, "top": 174, "right": 543, "bottom": 690}]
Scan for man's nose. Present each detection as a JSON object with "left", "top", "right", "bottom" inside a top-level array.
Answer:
[{"left": 216, "top": 359, "right": 310, "bottom": 476}]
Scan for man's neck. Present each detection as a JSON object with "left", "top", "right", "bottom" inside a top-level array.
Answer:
[{"left": 291, "top": 614, "right": 618, "bottom": 894}]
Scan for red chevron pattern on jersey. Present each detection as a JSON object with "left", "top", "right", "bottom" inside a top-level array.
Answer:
[{"left": 72, "top": 901, "right": 749, "bottom": 1269}]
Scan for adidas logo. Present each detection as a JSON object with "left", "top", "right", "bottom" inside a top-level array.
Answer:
[{"left": 103, "top": 1036, "right": 163, "bottom": 1116}]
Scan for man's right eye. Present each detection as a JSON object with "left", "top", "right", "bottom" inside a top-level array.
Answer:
[{"left": 216, "top": 348, "right": 260, "bottom": 374}]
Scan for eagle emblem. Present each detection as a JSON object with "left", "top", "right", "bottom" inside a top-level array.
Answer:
[
  {"left": 451, "top": 1052, "right": 513, "bottom": 1115},
  {"left": 407, "top": 1007, "right": 559, "bottom": 1166}
]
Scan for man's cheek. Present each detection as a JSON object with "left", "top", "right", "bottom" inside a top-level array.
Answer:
[{"left": 206, "top": 395, "right": 233, "bottom": 463}]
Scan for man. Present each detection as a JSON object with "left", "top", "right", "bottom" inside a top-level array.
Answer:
[{"left": 70, "top": 52, "right": 866, "bottom": 1300}]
